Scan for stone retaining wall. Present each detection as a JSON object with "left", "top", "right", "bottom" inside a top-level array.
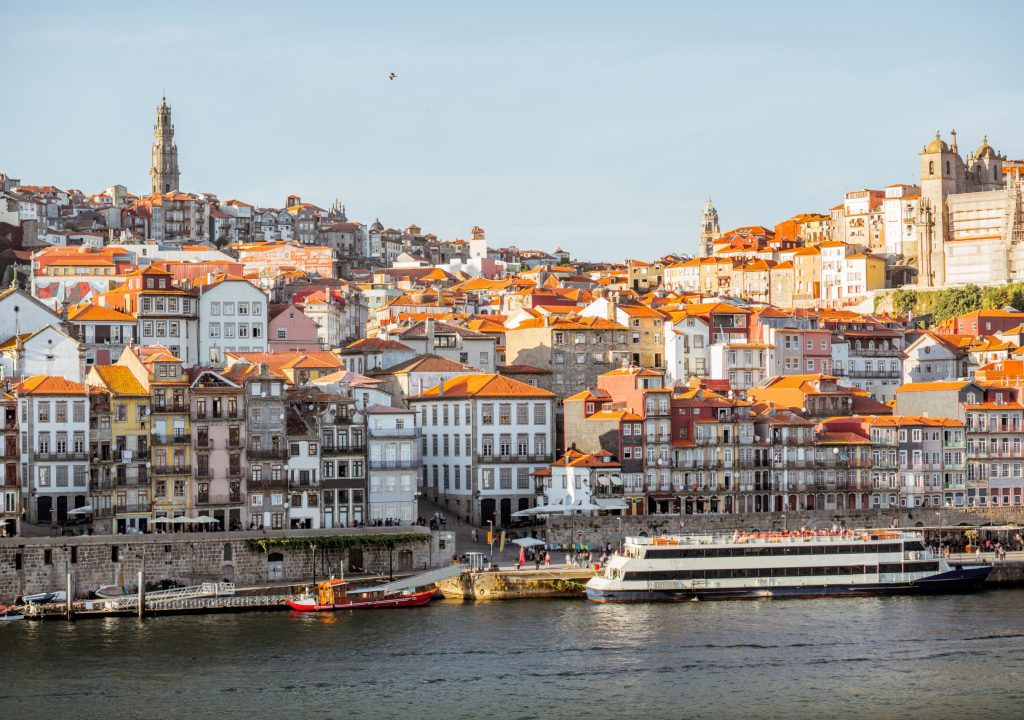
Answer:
[{"left": 0, "top": 527, "right": 454, "bottom": 602}]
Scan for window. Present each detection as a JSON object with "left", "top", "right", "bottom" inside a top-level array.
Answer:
[
  {"left": 211, "top": 302, "right": 221, "bottom": 316},
  {"left": 533, "top": 404, "right": 546, "bottom": 425}
]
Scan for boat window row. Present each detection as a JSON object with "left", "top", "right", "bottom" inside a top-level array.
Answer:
[
  {"left": 623, "top": 561, "right": 939, "bottom": 581},
  {"left": 642, "top": 543, "right": 904, "bottom": 559}
]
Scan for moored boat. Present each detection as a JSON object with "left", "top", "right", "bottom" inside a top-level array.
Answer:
[
  {"left": 286, "top": 577, "right": 435, "bottom": 611},
  {"left": 587, "top": 529, "right": 992, "bottom": 602}
]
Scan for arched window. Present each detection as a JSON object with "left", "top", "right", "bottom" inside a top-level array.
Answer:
[
  {"left": 929, "top": 161, "right": 934, "bottom": 175},
  {"left": 223, "top": 543, "right": 233, "bottom": 562}
]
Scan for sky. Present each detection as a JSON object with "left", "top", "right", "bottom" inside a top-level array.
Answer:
[{"left": 3, "top": 1, "right": 1023, "bottom": 260}]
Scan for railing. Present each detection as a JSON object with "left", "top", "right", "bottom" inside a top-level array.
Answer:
[
  {"left": 197, "top": 467, "right": 211, "bottom": 478},
  {"left": 32, "top": 451, "right": 89, "bottom": 462},
  {"left": 475, "top": 453, "right": 551, "bottom": 464},
  {"left": 845, "top": 369, "right": 902, "bottom": 379},
  {"left": 114, "top": 502, "right": 152, "bottom": 514},
  {"left": 368, "top": 459, "right": 420, "bottom": 470},
  {"left": 321, "top": 444, "right": 366, "bottom": 454},
  {"left": 247, "top": 477, "right": 288, "bottom": 489},
  {"left": 114, "top": 476, "right": 150, "bottom": 487},
  {"left": 153, "top": 433, "right": 191, "bottom": 445},
  {"left": 152, "top": 403, "right": 189, "bottom": 413},
  {"left": 227, "top": 466, "right": 243, "bottom": 478},
  {"left": 152, "top": 464, "right": 190, "bottom": 475},
  {"left": 227, "top": 438, "right": 244, "bottom": 449},
  {"left": 247, "top": 448, "right": 288, "bottom": 460},
  {"left": 368, "top": 427, "right": 422, "bottom": 438},
  {"left": 849, "top": 347, "right": 900, "bottom": 357},
  {"left": 197, "top": 494, "right": 241, "bottom": 505}
]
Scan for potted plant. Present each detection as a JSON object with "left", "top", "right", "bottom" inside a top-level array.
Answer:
[{"left": 964, "top": 529, "right": 978, "bottom": 553}]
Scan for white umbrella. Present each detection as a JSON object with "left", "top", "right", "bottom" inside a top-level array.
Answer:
[
  {"left": 67, "top": 505, "right": 93, "bottom": 516},
  {"left": 511, "top": 537, "right": 546, "bottom": 548},
  {"left": 194, "top": 515, "right": 219, "bottom": 524},
  {"left": 153, "top": 517, "right": 173, "bottom": 524},
  {"left": 172, "top": 516, "right": 193, "bottom": 524}
]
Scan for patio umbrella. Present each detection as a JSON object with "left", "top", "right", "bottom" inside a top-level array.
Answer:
[
  {"left": 511, "top": 537, "right": 546, "bottom": 548},
  {"left": 172, "top": 516, "right": 192, "bottom": 524},
  {"left": 67, "top": 505, "right": 93, "bottom": 516},
  {"left": 153, "top": 517, "right": 172, "bottom": 524},
  {"left": 194, "top": 515, "right": 219, "bottom": 524}
]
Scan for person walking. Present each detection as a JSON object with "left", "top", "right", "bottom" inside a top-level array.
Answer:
[{"left": 545, "top": 552, "right": 551, "bottom": 568}]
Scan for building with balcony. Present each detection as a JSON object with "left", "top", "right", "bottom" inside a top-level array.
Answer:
[
  {"left": 118, "top": 345, "right": 191, "bottom": 521},
  {"left": 411, "top": 373, "right": 555, "bottom": 527},
  {"left": 366, "top": 405, "right": 420, "bottom": 525},
  {"left": 189, "top": 368, "right": 245, "bottom": 530},
  {"left": 310, "top": 392, "right": 367, "bottom": 529},
  {"left": 286, "top": 406, "right": 321, "bottom": 529},
  {"left": 0, "top": 392, "right": 19, "bottom": 536},
  {"left": 86, "top": 365, "right": 152, "bottom": 534},
  {"left": 16, "top": 375, "right": 90, "bottom": 525},
  {"left": 243, "top": 365, "right": 288, "bottom": 529}
]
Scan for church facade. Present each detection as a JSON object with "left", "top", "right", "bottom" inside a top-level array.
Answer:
[{"left": 915, "top": 131, "right": 1024, "bottom": 288}]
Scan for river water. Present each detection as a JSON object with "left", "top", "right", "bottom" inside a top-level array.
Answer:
[{"left": 4, "top": 591, "right": 1024, "bottom": 720}]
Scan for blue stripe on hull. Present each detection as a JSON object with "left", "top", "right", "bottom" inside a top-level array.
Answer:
[{"left": 586, "top": 566, "right": 992, "bottom": 603}]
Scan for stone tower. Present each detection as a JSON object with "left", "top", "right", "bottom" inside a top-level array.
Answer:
[
  {"left": 699, "top": 198, "right": 720, "bottom": 257},
  {"left": 917, "top": 132, "right": 962, "bottom": 288},
  {"left": 150, "top": 97, "right": 180, "bottom": 195}
]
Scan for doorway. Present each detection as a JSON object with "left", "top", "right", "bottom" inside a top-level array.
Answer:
[{"left": 267, "top": 552, "right": 285, "bottom": 581}]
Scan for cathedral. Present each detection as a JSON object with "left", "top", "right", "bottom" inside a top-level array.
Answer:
[
  {"left": 150, "top": 97, "right": 180, "bottom": 195},
  {"left": 916, "top": 131, "right": 1024, "bottom": 288}
]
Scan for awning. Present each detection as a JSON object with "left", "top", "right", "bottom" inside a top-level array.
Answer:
[
  {"left": 649, "top": 495, "right": 677, "bottom": 502},
  {"left": 594, "top": 499, "right": 629, "bottom": 510},
  {"left": 67, "top": 505, "right": 93, "bottom": 516},
  {"left": 610, "top": 476, "right": 623, "bottom": 486}
]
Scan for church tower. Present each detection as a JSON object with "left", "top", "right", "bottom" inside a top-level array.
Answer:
[
  {"left": 699, "top": 198, "right": 720, "bottom": 257},
  {"left": 150, "top": 97, "right": 180, "bottom": 195},
  {"left": 917, "top": 132, "right": 962, "bottom": 288}
]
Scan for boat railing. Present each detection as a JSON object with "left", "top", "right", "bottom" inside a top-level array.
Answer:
[{"left": 626, "top": 529, "right": 918, "bottom": 547}]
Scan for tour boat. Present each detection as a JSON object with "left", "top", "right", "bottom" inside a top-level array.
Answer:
[
  {"left": 586, "top": 529, "right": 992, "bottom": 602},
  {"left": 0, "top": 604, "right": 24, "bottom": 621},
  {"left": 286, "top": 577, "right": 436, "bottom": 612}
]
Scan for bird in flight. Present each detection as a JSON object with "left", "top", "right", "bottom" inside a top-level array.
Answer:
[{"left": 388, "top": 72, "right": 397, "bottom": 80}]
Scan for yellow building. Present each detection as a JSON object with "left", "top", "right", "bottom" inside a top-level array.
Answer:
[
  {"left": 87, "top": 365, "right": 152, "bottom": 533},
  {"left": 118, "top": 346, "right": 191, "bottom": 520}
]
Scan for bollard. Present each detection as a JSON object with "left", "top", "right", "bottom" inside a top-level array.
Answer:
[
  {"left": 137, "top": 571, "right": 145, "bottom": 619},
  {"left": 66, "top": 573, "right": 74, "bottom": 621}
]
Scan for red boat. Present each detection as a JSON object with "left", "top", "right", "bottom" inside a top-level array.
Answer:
[{"left": 286, "top": 577, "right": 436, "bottom": 612}]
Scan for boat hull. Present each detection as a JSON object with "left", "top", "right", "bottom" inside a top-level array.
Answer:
[
  {"left": 287, "top": 588, "right": 435, "bottom": 612},
  {"left": 586, "top": 565, "right": 992, "bottom": 603}
]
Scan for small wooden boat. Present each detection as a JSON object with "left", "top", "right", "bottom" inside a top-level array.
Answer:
[
  {"left": 22, "top": 591, "right": 66, "bottom": 605},
  {"left": 93, "top": 585, "right": 124, "bottom": 599},
  {"left": 286, "top": 577, "right": 435, "bottom": 612},
  {"left": 0, "top": 604, "right": 25, "bottom": 621}
]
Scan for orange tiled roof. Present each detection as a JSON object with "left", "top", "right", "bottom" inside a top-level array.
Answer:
[
  {"left": 16, "top": 375, "right": 87, "bottom": 395},
  {"left": 90, "top": 365, "right": 147, "bottom": 396},
  {"left": 416, "top": 373, "right": 555, "bottom": 398}
]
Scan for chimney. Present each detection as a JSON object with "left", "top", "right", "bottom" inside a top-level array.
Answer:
[
  {"left": 425, "top": 317, "right": 435, "bottom": 349},
  {"left": 605, "top": 297, "right": 615, "bottom": 322},
  {"left": 260, "top": 363, "right": 269, "bottom": 375},
  {"left": 438, "top": 378, "right": 445, "bottom": 396}
]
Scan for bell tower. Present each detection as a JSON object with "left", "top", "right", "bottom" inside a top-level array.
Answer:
[
  {"left": 150, "top": 97, "right": 180, "bottom": 195},
  {"left": 917, "top": 132, "right": 960, "bottom": 288},
  {"left": 699, "top": 198, "right": 720, "bottom": 257}
]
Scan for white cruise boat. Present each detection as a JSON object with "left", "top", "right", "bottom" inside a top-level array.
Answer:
[{"left": 586, "top": 529, "right": 992, "bottom": 602}]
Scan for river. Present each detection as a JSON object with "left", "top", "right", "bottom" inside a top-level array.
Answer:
[{"left": 4, "top": 591, "right": 1024, "bottom": 720}]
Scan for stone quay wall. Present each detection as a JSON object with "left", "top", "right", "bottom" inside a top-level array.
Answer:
[
  {"left": 531, "top": 508, "right": 1024, "bottom": 548},
  {"left": 0, "top": 527, "right": 455, "bottom": 602}
]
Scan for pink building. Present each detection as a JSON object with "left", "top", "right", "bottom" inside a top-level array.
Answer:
[
  {"left": 268, "top": 304, "right": 322, "bottom": 352},
  {"left": 769, "top": 328, "right": 832, "bottom": 375}
]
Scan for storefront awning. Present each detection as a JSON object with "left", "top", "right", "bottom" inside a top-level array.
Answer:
[{"left": 594, "top": 498, "right": 629, "bottom": 510}]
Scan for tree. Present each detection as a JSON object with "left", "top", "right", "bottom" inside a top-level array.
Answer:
[{"left": 892, "top": 289, "right": 918, "bottom": 317}]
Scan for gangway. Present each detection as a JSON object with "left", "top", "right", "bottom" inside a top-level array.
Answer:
[
  {"left": 357, "top": 566, "right": 463, "bottom": 594},
  {"left": 110, "top": 582, "right": 236, "bottom": 610}
]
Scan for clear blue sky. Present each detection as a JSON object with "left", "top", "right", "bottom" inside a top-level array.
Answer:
[{"left": 3, "top": 1, "right": 1022, "bottom": 259}]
